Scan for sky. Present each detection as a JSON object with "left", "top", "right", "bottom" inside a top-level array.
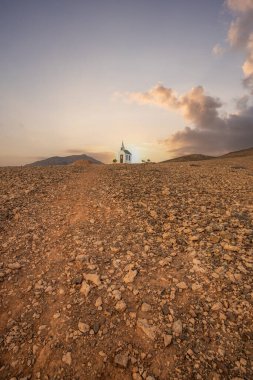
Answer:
[{"left": 0, "top": 0, "right": 253, "bottom": 165}]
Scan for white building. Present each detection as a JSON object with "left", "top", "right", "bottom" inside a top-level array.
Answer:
[{"left": 118, "top": 142, "right": 132, "bottom": 163}]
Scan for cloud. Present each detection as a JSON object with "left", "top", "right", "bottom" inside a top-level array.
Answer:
[
  {"left": 166, "top": 107, "right": 253, "bottom": 156},
  {"left": 119, "top": 1, "right": 253, "bottom": 157},
  {"left": 227, "top": 0, "right": 253, "bottom": 13},
  {"left": 226, "top": 0, "right": 253, "bottom": 91},
  {"left": 127, "top": 84, "right": 253, "bottom": 156},
  {"left": 212, "top": 43, "right": 225, "bottom": 57},
  {"left": 235, "top": 95, "right": 249, "bottom": 111},
  {"left": 129, "top": 85, "right": 223, "bottom": 127}
]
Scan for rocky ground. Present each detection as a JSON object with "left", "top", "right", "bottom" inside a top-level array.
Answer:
[{"left": 0, "top": 157, "right": 253, "bottom": 380}]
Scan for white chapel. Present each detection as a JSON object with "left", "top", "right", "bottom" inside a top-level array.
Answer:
[{"left": 118, "top": 142, "right": 132, "bottom": 163}]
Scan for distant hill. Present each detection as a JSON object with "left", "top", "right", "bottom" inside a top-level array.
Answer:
[
  {"left": 161, "top": 154, "right": 214, "bottom": 163},
  {"left": 26, "top": 154, "right": 102, "bottom": 167},
  {"left": 160, "top": 147, "right": 253, "bottom": 163},
  {"left": 219, "top": 147, "right": 253, "bottom": 158}
]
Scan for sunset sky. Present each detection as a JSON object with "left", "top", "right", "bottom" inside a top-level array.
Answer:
[{"left": 0, "top": 0, "right": 253, "bottom": 165}]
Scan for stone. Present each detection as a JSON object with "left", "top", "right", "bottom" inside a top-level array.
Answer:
[
  {"left": 209, "top": 372, "right": 221, "bottom": 380},
  {"left": 72, "top": 275, "right": 83, "bottom": 285},
  {"left": 211, "top": 302, "right": 222, "bottom": 311},
  {"left": 62, "top": 352, "right": 72, "bottom": 365},
  {"left": 190, "top": 235, "right": 199, "bottom": 242},
  {"left": 223, "top": 244, "right": 239, "bottom": 252},
  {"left": 123, "top": 270, "right": 138, "bottom": 284},
  {"left": 132, "top": 374, "right": 142, "bottom": 380},
  {"left": 75, "top": 254, "right": 86, "bottom": 261},
  {"left": 112, "top": 289, "right": 122, "bottom": 300},
  {"left": 33, "top": 345, "right": 39, "bottom": 355},
  {"left": 172, "top": 319, "right": 182, "bottom": 335},
  {"left": 78, "top": 321, "right": 89, "bottom": 333},
  {"left": 114, "top": 352, "right": 129, "bottom": 368},
  {"left": 8, "top": 262, "right": 21, "bottom": 270},
  {"left": 192, "top": 283, "right": 202, "bottom": 291},
  {"left": 223, "top": 254, "right": 233, "bottom": 261},
  {"left": 84, "top": 273, "right": 101, "bottom": 286},
  {"left": 162, "top": 303, "right": 170, "bottom": 316},
  {"left": 93, "top": 322, "right": 100, "bottom": 334},
  {"left": 95, "top": 297, "right": 102, "bottom": 307},
  {"left": 115, "top": 300, "right": 127, "bottom": 312},
  {"left": 80, "top": 281, "right": 90, "bottom": 297},
  {"left": 163, "top": 334, "right": 172, "bottom": 347},
  {"left": 141, "top": 303, "right": 151, "bottom": 312},
  {"left": 159, "top": 258, "right": 171, "bottom": 266},
  {"left": 176, "top": 281, "right": 188, "bottom": 289},
  {"left": 150, "top": 210, "right": 158, "bottom": 219},
  {"left": 137, "top": 319, "right": 156, "bottom": 340}
]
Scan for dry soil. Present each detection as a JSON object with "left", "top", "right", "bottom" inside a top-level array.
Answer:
[{"left": 0, "top": 157, "right": 253, "bottom": 380}]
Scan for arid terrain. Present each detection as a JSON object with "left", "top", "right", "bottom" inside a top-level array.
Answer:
[{"left": 0, "top": 156, "right": 253, "bottom": 380}]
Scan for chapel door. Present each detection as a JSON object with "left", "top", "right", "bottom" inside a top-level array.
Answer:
[{"left": 120, "top": 154, "right": 123, "bottom": 163}]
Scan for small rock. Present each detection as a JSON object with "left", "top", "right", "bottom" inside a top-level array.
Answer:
[
  {"left": 192, "top": 283, "right": 202, "bottom": 291},
  {"left": 75, "top": 254, "right": 87, "bottom": 261},
  {"left": 137, "top": 318, "right": 156, "bottom": 340},
  {"left": 78, "top": 321, "right": 89, "bottom": 333},
  {"left": 211, "top": 302, "right": 222, "bottom": 311},
  {"left": 112, "top": 289, "right": 122, "bottom": 300},
  {"left": 190, "top": 235, "right": 199, "bottom": 242},
  {"left": 132, "top": 374, "right": 142, "bottom": 380},
  {"left": 163, "top": 334, "right": 172, "bottom": 347},
  {"left": 162, "top": 303, "right": 170, "bottom": 316},
  {"left": 123, "top": 270, "right": 137, "bottom": 284},
  {"left": 223, "top": 254, "right": 233, "bottom": 261},
  {"left": 62, "top": 352, "right": 72, "bottom": 365},
  {"left": 150, "top": 210, "right": 158, "bottom": 219},
  {"left": 72, "top": 275, "right": 83, "bottom": 285},
  {"left": 141, "top": 303, "right": 151, "bottom": 312},
  {"left": 159, "top": 258, "right": 171, "bottom": 267},
  {"left": 84, "top": 273, "right": 101, "bottom": 286},
  {"left": 8, "top": 262, "right": 21, "bottom": 270},
  {"left": 114, "top": 352, "right": 129, "bottom": 368},
  {"left": 115, "top": 300, "right": 127, "bottom": 312},
  {"left": 33, "top": 345, "right": 39, "bottom": 355},
  {"left": 93, "top": 322, "right": 100, "bottom": 334},
  {"left": 176, "top": 281, "right": 188, "bottom": 289},
  {"left": 80, "top": 281, "right": 90, "bottom": 297},
  {"left": 95, "top": 297, "right": 102, "bottom": 307},
  {"left": 223, "top": 244, "right": 239, "bottom": 252},
  {"left": 172, "top": 319, "right": 182, "bottom": 335}
]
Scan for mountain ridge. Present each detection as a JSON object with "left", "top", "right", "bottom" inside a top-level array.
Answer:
[
  {"left": 25, "top": 154, "right": 103, "bottom": 167},
  {"left": 161, "top": 147, "right": 253, "bottom": 163}
]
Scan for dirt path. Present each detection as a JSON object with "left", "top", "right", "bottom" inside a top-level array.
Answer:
[{"left": 0, "top": 158, "right": 253, "bottom": 380}]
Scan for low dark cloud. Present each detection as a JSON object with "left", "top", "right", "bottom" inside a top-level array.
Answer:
[
  {"left": 128, "top": 84, "right": 253, "bottom": 156},
  {"left": 235, "top": 95, "right": 249, "bottom": 111},
  {"left": 166, "top": 106, "right": 253, "bottom": 156}
]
